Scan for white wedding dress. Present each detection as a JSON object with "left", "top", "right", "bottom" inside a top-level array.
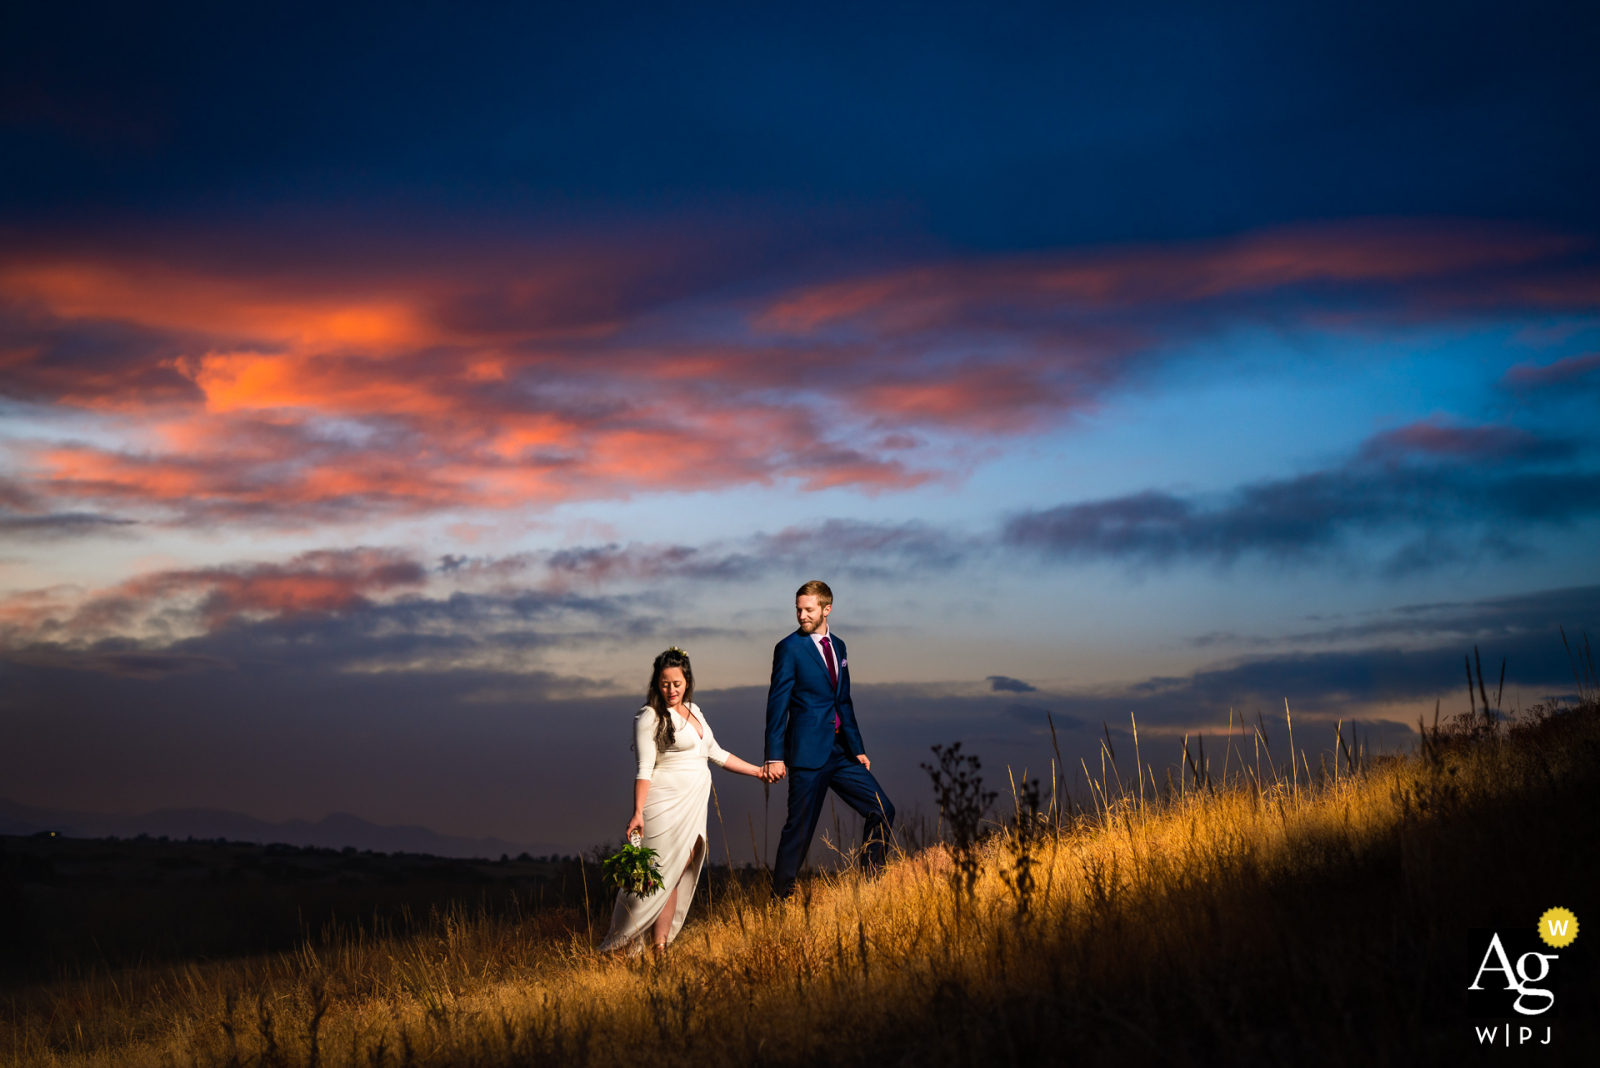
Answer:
[{"left": 598, "top": 702, "right": 731, "bottom": 952}]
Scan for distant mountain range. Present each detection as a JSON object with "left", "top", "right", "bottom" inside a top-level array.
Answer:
[{"left": 0, "top": 798, "right": 557, "bottom": 859}]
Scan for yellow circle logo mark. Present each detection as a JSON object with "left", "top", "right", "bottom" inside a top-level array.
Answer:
[{"left": 1538, "top": 907, "right": 1578, "bottom": 948}]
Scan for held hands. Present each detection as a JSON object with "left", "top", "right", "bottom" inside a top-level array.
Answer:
[
  {"left": 626, "top": 812, "right": 644, "bottom": 841},
  {"left": 753, "top": 757, "right": 866, "bottom": 779}
]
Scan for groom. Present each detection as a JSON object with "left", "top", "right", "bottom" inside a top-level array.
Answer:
[{"left": 763, "top": 580, "right": 895, "bottom": 900}]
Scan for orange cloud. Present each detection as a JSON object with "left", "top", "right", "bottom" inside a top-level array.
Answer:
[
  {"left": 2, "top": 218, "right": 1595, "bottom": 527},
  {"left": 0, "top": 261, "right": 432, "bottom": 351}
]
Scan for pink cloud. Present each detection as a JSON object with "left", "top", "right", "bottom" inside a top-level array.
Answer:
[
  {"left": 1357, "top": 418, "right": 1566, "bottom": 465},
  {"left": 756, "top": 220, "right": 1585, "bottom": 334},
  {"left": 1501, "top": 351, "right": 1600, "bottom": 390},
  {"left": 0, "top": 549, "right": 426, "bottom": 648},
  {"left": 2, "top": 218, "right": 1596, "bottom": 527}
]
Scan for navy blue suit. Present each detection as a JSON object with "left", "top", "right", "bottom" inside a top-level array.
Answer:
[{"left": 764, "top": 629, "right": 895, "bottom": 898}]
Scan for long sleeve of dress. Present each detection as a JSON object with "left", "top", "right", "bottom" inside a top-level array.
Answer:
[
  {"left": 704, "top": 719, "right": 732, "bottom": 767},
  {"left": 634, "top": 708, "right": 659, "bottom": 781}
]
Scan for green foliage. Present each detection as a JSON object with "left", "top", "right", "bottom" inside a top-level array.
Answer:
[{"left": 600, "top": 843, "right": 663, "bottom": 897}]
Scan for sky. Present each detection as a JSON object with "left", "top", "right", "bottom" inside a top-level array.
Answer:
[{"left": 2, "top": 1, "right": 1598, "bottom": 858}]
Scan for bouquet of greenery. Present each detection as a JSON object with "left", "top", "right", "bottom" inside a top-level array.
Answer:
[{"left": 601, "top": 831, "right": 664, "bottom": 897}]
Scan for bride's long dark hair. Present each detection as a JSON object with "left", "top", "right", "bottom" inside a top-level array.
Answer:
[{"left": 644, "top": 647, "right": 695, "bottom": 750}]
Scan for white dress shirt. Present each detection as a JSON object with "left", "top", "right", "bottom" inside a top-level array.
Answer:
[{"left": 809, "top": 629, "right": 840, "bottom": 682}]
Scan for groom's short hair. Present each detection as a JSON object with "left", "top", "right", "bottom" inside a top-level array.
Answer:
[{"left": 796, "top": 580, "right": 833, "bottom": 606}]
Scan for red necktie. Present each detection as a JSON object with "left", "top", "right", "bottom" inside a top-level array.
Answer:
[{"left": 820, "top": 636, "right": 841, "bottom": 730}]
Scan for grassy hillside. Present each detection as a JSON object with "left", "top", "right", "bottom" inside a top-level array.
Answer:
[{"left": 3, "top": 697, "right": 1595, "bottom": 1067}]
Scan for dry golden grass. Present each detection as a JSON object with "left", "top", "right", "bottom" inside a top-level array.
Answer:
[{"left": 5, "top": 699, "right": 1597, "bottom": 1067}]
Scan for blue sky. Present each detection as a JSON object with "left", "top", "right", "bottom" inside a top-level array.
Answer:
[{"left": 2, "top": 1, "right": 1598, "bottom": 855}]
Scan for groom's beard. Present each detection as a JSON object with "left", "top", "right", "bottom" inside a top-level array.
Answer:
[{"left": 798, "top": 619, "right": 819, "bottom": 635}]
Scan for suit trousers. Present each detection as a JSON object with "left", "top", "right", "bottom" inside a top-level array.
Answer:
[{"left": 772, "top": 734, "right": 896, "bottom": 899}]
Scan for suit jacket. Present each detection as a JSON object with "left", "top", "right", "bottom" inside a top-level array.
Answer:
[{"left": 764, "top": 630, "right": 865, "bottom": 769}]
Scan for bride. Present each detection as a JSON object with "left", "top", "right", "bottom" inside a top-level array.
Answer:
[{"left": 598, "top": 647, "right": 767, "bottom": 953}]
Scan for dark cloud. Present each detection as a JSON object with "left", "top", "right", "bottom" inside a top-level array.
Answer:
[
  {"left": 0, "top": 510, "right": 136, "bottom": 539},
  {"left": 1, "top": 643, "right": 232, "bottom": 681},
  {"left": 1274, "top": 584, "right": 1600, "bottom": 648},
  {"left": 1004, "top": 421, "right": 1600, "bottom": 572},
  {"left": 0, "top": 476, "right": 138, "bottom": 539},
  {"left": 754, "top": 519, "right": 973, "bottom": 574},
  {"left": 0, "top": 306, "right": 206, "bottom": 406},
  {"left": 1355, "top": 418, "right": 1574, "bottom": 464},
  {"left": 543, "top": 543, "right": 764, "bottom": 587},
  {"left": 1501, "top": 351, "right": 1600, "bottom": 393},
  {"left": 987, "top": 675, "right": 1036, "bottom": 693},
  {"left": 530, "top": 519, "right": 974, "bottom": 589}
]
